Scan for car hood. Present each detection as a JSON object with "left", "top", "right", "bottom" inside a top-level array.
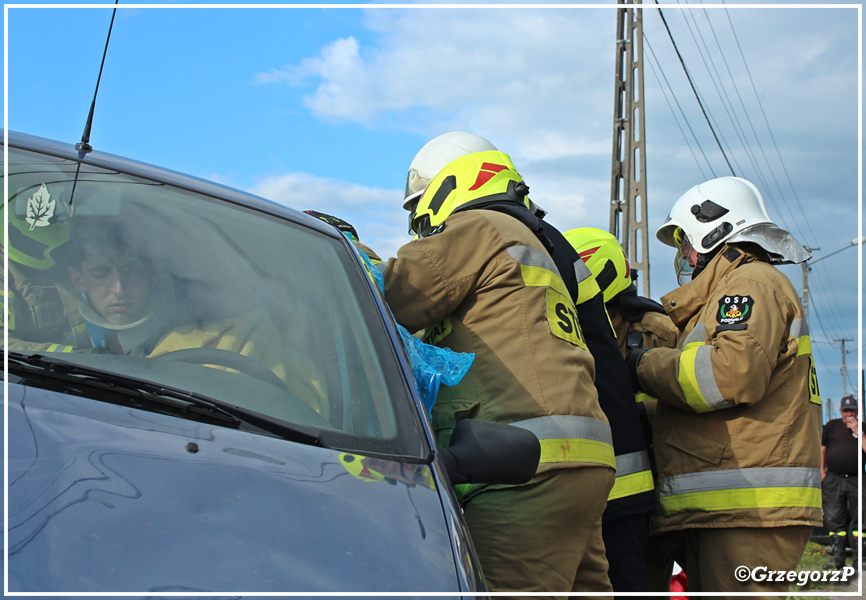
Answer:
[{"left": 6, "top": 383, "right": 462, "bottom": 594}]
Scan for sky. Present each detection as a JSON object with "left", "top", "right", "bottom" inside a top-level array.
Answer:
[{"left": 4, "top": 1, "right": 863, "bottom": 417}]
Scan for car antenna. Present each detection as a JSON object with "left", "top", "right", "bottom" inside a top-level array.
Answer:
[
  {"left": 75, "top": 0, "right": 119, "bottom": 157},
  {"left": 68, "top": 0, "right": 118, "bottom": 212}
]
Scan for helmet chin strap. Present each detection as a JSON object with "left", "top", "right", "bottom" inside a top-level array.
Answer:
[{"left": 691, "top": 246, "right": 722, "bottom": 281}]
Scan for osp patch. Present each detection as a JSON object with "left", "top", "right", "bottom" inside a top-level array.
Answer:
[{"left": 718, "top": 295, "right": 754, "bottom": 325}]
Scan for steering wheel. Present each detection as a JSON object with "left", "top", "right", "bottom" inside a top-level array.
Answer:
[{"left": 156, "top": 348, "right": 290, "bottom": 392}]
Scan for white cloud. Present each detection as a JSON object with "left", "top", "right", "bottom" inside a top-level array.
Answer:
[
  {"left": 249, "top": 171, "right": 410, "bottom": 259},
  {"left": 255, "top": 8, "right": 614, "bottom": 149},
  {"left": 249, "top": 5, "right": 860, "bottom": 362}
]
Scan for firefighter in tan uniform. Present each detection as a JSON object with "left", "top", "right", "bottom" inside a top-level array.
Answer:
[
  {"left": 385, "top": 146, "right": 615, "bottom": 595},
  {"left": 626, "top": 177, "right": 822, "bottom": 597},
  {"left": 2, "top": 195, "right": 91, "bottom": 353}
]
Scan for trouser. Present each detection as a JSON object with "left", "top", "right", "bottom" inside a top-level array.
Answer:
[
  {"left": 462, "top": 466, "right": 615, "bottom": 599},
  {"left": 645, "top": 530, "right": 686, "bottom": 592},
  {"left": 681, "top": 525, "right": 812, "bottom": 599},
  {"left": 822, "top": 471, "right": 860, "bottom": 545},
  {"left": 602, "top": 512, "right": 650, "bottom": 593}
]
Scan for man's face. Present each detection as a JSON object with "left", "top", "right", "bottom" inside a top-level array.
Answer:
[
  {"left": 841, "top": 408, "right": 858, "bottom": 425},
  {"left": 679, "top": 235, "right": 700, "bottom": 268},
  {"left": 69, "top": 249, "right": 152, "bottom": 326}
]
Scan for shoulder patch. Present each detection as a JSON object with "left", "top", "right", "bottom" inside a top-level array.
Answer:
[{"left": 718, "top": 294, "right": 754, "bottom": 325}]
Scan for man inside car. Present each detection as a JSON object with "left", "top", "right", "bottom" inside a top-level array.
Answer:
[
  {"left": 64, "top": 218, "right": 327, "bottom": 408},
  {"left": 66, "top": 219, "right": 176, "bottom": 356}
]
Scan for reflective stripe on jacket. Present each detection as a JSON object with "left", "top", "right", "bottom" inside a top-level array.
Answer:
[
  {"left": 637, "top": 244, "right": 822, "bottom": 532},
  {"left": 512, "top": 415, "right": 615, "bottom": 469}
]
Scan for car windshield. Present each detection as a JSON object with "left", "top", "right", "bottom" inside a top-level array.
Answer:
[{"left": 3, "top": 145, "right": 426, "bottom": 459}]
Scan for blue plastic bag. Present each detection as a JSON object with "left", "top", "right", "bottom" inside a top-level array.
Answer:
[{"left": 349, "top": 235, "right": 474, "bottom": 416}]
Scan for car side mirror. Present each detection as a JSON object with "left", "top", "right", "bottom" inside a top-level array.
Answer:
[{"left": 439, "top": 419, "right": 541, "bottom": 486}]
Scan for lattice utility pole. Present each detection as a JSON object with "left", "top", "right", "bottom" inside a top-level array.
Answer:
[
  {"left": 835, "top": 338, "right": 853, "bottom": 397},
  {"left": 610, "top": 0, "right": 650, "bottom": 297},
  {"left": 800, "top": 246, "right": 819, "bottom": 325}
]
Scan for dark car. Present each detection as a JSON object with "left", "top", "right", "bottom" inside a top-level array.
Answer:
[{"left": 2, "top": 130, "right": 538, "bottom": 595}]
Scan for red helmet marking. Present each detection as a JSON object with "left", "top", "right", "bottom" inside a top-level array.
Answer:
[
  {"left": 469, "top": 163, "right": 510, "bottom": 190},
  {"left": 578, "top": 246, "right": 601, "bottom": 260}
]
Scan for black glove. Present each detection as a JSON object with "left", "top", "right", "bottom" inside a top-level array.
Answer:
[
  {"left": 303, "top": 210, "right": 359, "bottom": 241},
  {"left": 626, "top": 348, "right": 649, "bottom": 393}
]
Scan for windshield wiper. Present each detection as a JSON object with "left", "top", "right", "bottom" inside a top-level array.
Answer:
[{"left": 4, "top": 351, "right": 328, "bottom": 448}]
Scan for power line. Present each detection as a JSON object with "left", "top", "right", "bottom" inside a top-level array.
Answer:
[
  {"left": 652, "top": 0, "right": 736, "bottom": 175},
  {"left": 720, "top": 4, "right": 820, "bottom": 248},
  {"left": 645, "top": 1, "right": 857, "bottom": 387},
  {"left": 678, "top": 2, "right": 800, "bottom": 238},
  {"left": 643, "top": 33, "right": 715, "bottom": 179}
]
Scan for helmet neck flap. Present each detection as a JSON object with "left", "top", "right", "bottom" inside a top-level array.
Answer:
[{"left": 658, "top": 177, "right": 810, "bottom": 284}]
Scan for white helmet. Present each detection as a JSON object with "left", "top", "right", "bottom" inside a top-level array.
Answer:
[
  {"left": 657, "top": 177, "right": 773, "bottom": 254},
  {"left": 403, "top": 132, "right": 497, "bottom": 210}
]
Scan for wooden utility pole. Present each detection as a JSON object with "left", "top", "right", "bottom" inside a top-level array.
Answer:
[{"left": 610, "top": 0, "right": 650, "bottom": 297}]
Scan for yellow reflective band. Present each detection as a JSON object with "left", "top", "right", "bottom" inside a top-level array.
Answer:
[
  {"left": 677, "top": 343, "right": 714, "bottom": 413},
  {"left": 519, "top": 263, "right": 572, "bottom": 300},
  {"left": 537, "top": 438, "right": 616, "bottom": 469},
  {"left": 635, "top": 393, "right": 654, "bottom": 403},
  {"left": 796, "top": 335, "right": 812, "bottom": 357},
  {"left": 660, "top": 486, "right": 821, "bottom": 515},
  {"left": 576, "top": 275, "right": 601, "bottom": 306},
  {"left": 45, "top": 344, "right": 74, "bottom": 353},
  {"left": 608, "top": 470, "right": 654, "bottom": 501},
  {"left": 423, "top": 318, "right": 451, "bottom": 346}
]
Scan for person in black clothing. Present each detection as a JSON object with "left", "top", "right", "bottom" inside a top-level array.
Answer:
[
  {"left": 821, "top": 394, "right": 863, "bottom": 570},
  {"left": 539, "top": 219, "right": 655, "bottom": 594}
]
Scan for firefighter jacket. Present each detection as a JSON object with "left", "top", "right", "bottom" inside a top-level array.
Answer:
[
  {"left": 536, "top": 219, "right": 653, "bottom": 520},
  {"left": 383, "top": 209, "right": 615, "bottom": 500},
  {"left": 3, "top": 260, "right": 91, "bottom": 353},
  {"left": 636, "top": 243, "right": 822, "bottom": 532},
  {"left": 150, "top": 307, "right": 329, "bottom": 419}
]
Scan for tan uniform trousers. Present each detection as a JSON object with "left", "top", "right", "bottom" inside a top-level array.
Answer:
[
  {"left": 681, "top": 525, "right": 812, "bottom": 599},
  {"left": 462, "top": 466, "right": 614, "bottom": 600}
]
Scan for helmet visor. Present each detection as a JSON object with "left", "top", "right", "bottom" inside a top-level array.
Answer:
[
  {"left": 407, "top": 197, "right": 421, "bottom": 236},
  {"left": 673, "top": 227, "right": 695, "bottom": 285},
  {"left": 409, "top": 212, "right": 436, "bottom": 238}
]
